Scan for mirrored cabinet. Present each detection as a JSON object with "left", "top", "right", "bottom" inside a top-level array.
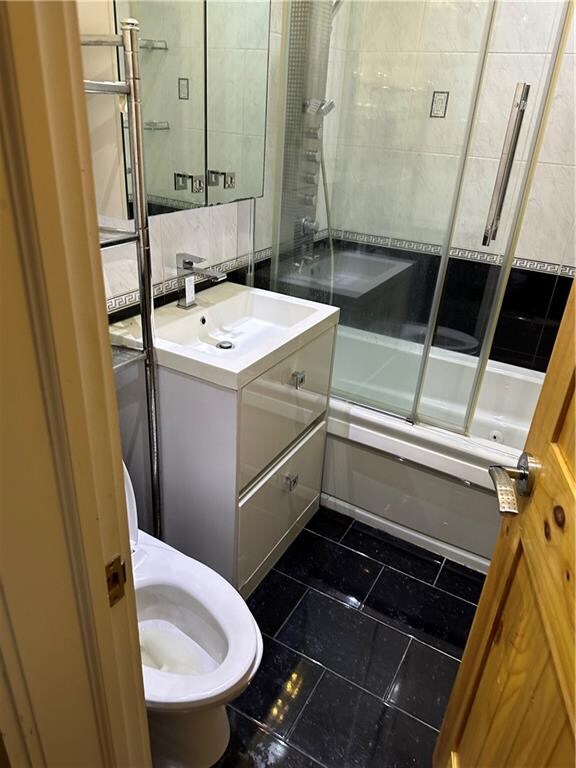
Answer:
[{"left": 84, "top": 0, "right": 270, "bottom": 221}]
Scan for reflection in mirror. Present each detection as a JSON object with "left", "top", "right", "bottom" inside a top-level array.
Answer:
[
  {"left": 114, "top": 0, "right": 206, "bottom": 213},
  {"left": 113, "top": 0, "right": 270, "bottom": 212},
  {"left": 206, "top": 0, "right": 270, "bottom": 205}
]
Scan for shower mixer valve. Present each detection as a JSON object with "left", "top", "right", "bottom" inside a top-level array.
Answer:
[{"left": 301, "top": 217, "right": 319, "bottom": 235}]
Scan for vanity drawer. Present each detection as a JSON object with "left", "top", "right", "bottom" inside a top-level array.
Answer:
[
  {"left": 239, "top": 327, "right": 334, "bottom": 489},
  {"left": 238, "top": 422, "right": 325, "bottom": 588}
]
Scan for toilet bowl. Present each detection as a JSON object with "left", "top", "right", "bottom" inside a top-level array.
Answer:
[{"left": 123, "top": 464, "right": 263, "bottom": 767}]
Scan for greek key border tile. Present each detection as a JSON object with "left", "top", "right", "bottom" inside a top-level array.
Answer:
[
  {"left": 331, "top": 229, "right": 574, "bottom": 277},
  {"left": 105, "top": 232, "right": 573, "bottom": 315},
  {"left": 106, "top": 246, "right": 272, "bottom": 314}
]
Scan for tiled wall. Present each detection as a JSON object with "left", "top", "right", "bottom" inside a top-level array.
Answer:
[{"left": 321, "top": 0, "right": 574, "bottom": 275}]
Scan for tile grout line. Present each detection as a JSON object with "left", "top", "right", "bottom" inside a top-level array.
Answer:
[
  {"left": 259, "top": 632, "right": 447, "bottom": 741},
  {"left": 361, "top": 564, "right": 386, "bottom": 609},
  {"left": 302, "top": 527, "right": 478, "bottom": 606},
  {"left": 337, "top": 515, "right": 355, "bottom": 542},
  {"left": 227, "top": 707, "right": 327, "bottom": 768},
  {"left": 270, "top": 634, "right": 388, "bottom": 705},
  {"left": 273, "top": 586, "right": 310, "bottom": 640},
  {"left": 270, "top": 567, "right": 465, "bottom": 662},
  {"left": 386, "top": 702, "right": 441, "bottom": 734},
  {"left": 272, "top": 569, "right": 366, "bottom": 611},
  {"left": 285, "top": 668, "right": 327, "bottom": 743},
  {"left": 433, "top": 558, "right": 446, "bottom": 586},
  {"left": 382, "top": 637, "right": 412, "bottom": 704},
  {"left": 262, "top": 633, "right": 441, "bottom": 737}
]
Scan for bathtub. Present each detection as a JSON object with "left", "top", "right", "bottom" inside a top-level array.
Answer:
[{"left": 322, "top": 326, "right": 544, "bottom": 569}]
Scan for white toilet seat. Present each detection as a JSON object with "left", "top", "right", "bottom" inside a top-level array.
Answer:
[{"left": 133, "top": 531, "right": 262, "bottom": 711}]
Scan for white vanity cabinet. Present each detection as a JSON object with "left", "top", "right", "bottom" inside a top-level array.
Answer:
[{"left": 158, "top": 322, "right": 337, "bottom": 595}]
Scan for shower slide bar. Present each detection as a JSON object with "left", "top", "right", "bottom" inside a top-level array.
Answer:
[{"left": 81, "top": 20, "right": 163, "bottom": 540}]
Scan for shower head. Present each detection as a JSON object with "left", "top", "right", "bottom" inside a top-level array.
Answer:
[
  {"left": 318, "top": 99, "right": 336, "bottom": 117},
  {"left": 303, "top": 98, "right": 324, "bottom": 115}
]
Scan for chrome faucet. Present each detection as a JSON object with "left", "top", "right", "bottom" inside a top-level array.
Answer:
[{"left": 176, "top": 252, "right": 227, "bottom": 309}]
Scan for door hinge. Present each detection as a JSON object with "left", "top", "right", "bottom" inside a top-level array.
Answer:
[{"left": 106, "top": 555, "right": 127, "bottom": 607}]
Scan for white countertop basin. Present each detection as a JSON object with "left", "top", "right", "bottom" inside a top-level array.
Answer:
[{"left": 110, "top": 283, "right": 339, "bottom": 389}]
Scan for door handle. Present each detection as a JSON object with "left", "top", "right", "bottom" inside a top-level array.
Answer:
[
  {"left": 488, "top": 451, "right": 539, "bottom": 515},
  {"left": 482, "top": 82, "right": 530, "bottom": 246}
]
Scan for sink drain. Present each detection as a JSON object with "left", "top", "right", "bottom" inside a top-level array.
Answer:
[{"left": 216, "top": 340, "right": 235, "bottom": 350}]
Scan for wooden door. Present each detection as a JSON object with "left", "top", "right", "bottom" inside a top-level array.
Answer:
[{"left": 435, "top": 286, "right": 575, "bottom": 767}]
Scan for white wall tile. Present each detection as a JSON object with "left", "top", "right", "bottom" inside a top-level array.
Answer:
[
  {"left": 490, "top": 0, "right": 564, "bottom": 54},
  {"left": 418, "top": 1, "right": 489, "bottom": 53},
  {"left": 349, "top": 1, "right": 425, "bottom": 53},
  {"left": 149, "top": 215, "right": 164, "bottom": 284},
  {"left": 566, "top": 12, "right": 575, "bottom": 53},
  {"left": 159, "top": 207, "right": 210, "bottom": 279},
  {"left": 209, "top": 203, "right": 238, "bottom": 264},
  {"left": 538, "top": 52, "right": 575, "bottom": 165},
  {"left": 339, "top": 51, "right": 416, "bottom": 151},
  {"left": 332, "top": 147, "right": 406, "bottom": 236},
  {"left": 399, "top": 152, "right": 461, "bottom": 243},
  {"left": 237, "top": 199, "right": 254, "bottom": 257},
  {"left": 560, "top": 221, "right": 575, "bottom": 268},
  {"left": 163, "top": 0, "right": 204, "bottom": 51},
  {"left": 515, "top": 163, "right": 575, "bottom": 264},
  {"left": 406, "top": 52, "right": 479, "bottom": 154},
  {"left": 102, "top": 242, "right": 139, "bottom": 298},
  {"left": 208, "top": 49, "right": 246, "bottom": 134},
  {"left": 243, "top": 49, "right": 269, "bottom": 136}
]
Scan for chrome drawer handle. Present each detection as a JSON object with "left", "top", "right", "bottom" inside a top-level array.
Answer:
[
  {"left": 283, "top": 474, "right": 299, "bottom": 492},
  {"left": 488, "top": 451, "right": 539, "bottom": 516},
  {"left": 291, "top": 370, "right": 306, "bottom": 389}
]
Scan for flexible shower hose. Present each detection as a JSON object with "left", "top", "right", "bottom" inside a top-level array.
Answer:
[{"left": 319, "top": 130, "right": 335, "bottom": 307}]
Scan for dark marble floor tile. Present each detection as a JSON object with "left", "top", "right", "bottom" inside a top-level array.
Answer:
[
  {"left": 290, "top": 672, "right": 437, "bottom": 768},
  {"left": 342, "top": 523, "right": 443, "bottom": 583},
  {"left": 278, "top": 590, "right": 408, "bottom": 697},
  {"left": 305, "top": 507, "right": 352, "bottom": 542},
  {"left": 435, "top": 560, "right": 486, "bottom": 604},
  {"left": 247, "top": 571, "right": 307, "bottom": 637},
  {"left": 216, "top": 709, "right": 321, "bottom": 767},
  {"left": 363, "top": 566, "right": 476, "bottom": 658},
  {"left": 275, "top": 530, "right": 381, "bottom": 608},
  {"left": 388, "top": 641, "right": 459, "bottom": 729},
  {"left": 231, "top": 638, "right": 323, "bottom": 739}
]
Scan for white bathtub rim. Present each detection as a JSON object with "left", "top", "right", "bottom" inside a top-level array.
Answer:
[
  {"left": 327, "top": 397, "right": 521, "bottom": 491},
  {"left": 321, "top": 492, "right": 490, "bottom": 575}
]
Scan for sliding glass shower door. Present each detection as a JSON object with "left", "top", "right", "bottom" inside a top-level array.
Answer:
[
  {"left": 275, "top": 0, "right": 495, "bottom": 418},
  {"left": 413, "top": 0, "right": 571, "bottom": 434},
  {"left": 274, "top": 0, "right": 572, "bottom": 433}
]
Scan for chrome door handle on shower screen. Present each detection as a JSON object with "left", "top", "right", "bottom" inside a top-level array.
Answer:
[{"left": 482, "top": 82, "right": 530, "bottom": 246}]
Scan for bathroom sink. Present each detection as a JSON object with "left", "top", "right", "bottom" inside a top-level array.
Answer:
[{"left": 111, "top": 283, "right": 339, "bottom": 388}]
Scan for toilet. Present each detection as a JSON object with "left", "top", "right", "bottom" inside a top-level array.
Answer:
[{"left": 123, "top": 464, "right": 263, "bottom": 767}]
